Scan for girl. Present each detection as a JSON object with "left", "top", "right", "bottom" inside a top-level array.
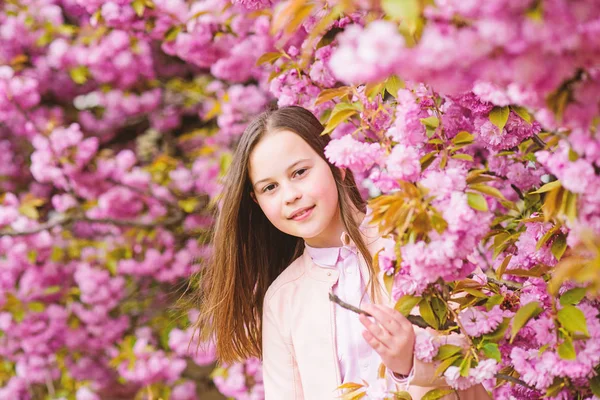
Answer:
[{"left": 198, "top": 106, "right": 489, "bottom": 399}]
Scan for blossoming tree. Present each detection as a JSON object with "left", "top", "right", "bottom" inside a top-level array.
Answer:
[{"left": 1, "top": 0, "right": 599, "bottom": 399}]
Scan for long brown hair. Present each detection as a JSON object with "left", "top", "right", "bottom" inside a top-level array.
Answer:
[{"left": 195, "top": 106, "right": 377, "bottom": 364}]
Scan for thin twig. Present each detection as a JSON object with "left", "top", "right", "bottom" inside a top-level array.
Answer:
[
  {"left": 510, "top": 184, "right": 525, "bottom": 200},
  {"left": 475, "top": 246, "right": 523, "bottom": 290},
  {"left": 330, "top": 297, "right": 536, "bottom": 390},
  {"left": 495, "top": 373, "right": 536, "bottom": 391},
  {"left": 328, "top": 293, "right": 433, "bottom": 329},
  {"left": 482, "top": 269, "right": 523, "bottom": 290},
  {"left": 532, "top": 134, "right": 546, "bottom": 149},
  {"left": 329, "top": 293, "right": 371, "bottom": 316}
]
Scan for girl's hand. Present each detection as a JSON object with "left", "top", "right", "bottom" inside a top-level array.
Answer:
[{"left": 358, "top": 303, "right": 415, "bottom": 376}]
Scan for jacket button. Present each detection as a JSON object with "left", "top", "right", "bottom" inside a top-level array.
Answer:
[{"left": 327, "top": 272, "right": 332, "bottom": 276}]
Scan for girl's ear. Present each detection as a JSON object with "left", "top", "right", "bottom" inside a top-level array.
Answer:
[
  {"left": 340, "top": 167, "right": 347, "bottom": 181},
  {"left": 250, "top": 191, "right": 258, "bottom": 204}
]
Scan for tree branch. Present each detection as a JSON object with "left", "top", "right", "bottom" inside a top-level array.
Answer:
[
  {"left": 532, "top": 134, "right": 546, "bottom": 149},
  {"left": 495, "top": 373, "right": 536, "bottom": 391},
  {"left": 328, "top": 293, "right": 451, "bottom": 329},
  {"left": 476, "top": 246, "right": 523, "bottom": 290}
]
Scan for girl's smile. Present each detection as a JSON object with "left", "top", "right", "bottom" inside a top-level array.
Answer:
[{"left": 289, "top": 205, "right": 315, "bottom": 221}]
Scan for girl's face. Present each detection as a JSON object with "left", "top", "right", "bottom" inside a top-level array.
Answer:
[{"left": 248, "top": 130, "right": 344, "bottom": 248}]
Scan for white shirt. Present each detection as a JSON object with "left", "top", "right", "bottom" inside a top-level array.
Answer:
[{"left": 305, "top": 231, "right": 412, "bottom": 393}]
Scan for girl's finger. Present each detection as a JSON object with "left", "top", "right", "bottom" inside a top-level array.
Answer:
[
  {"left": 359, "top": 313, "right": 391, "bottom": 348},
  {"left": 363, "top": 304, "right": 403, "bottom": 334},
  {"left": 362, "top": 329, "right": 387, "bottom": 354},
  {"left": 374, "top": 304, "right": 413, "bottom": 331}
]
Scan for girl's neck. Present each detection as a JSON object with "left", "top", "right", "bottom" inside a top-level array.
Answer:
[{"left": 304, "top": 208, "right": 365, "bottom": 248}]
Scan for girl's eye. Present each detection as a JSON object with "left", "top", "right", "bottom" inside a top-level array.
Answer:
[
  {"left": 294, "top": 168, "right": 307, "bottom": 178},
  {"left": 262, "top": 184, "right": 276, "bottom": 193}
]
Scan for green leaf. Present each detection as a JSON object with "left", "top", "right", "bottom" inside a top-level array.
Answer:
[
  {"left": 132, "top": 0, "right": 146, "bottom": 16},
  {"left": 485, "top": 294, "right": 504, "bottom": 310},
  {"left": 551, "top": 233, "right": 567, "bottom": 261},
  {"left": 395, "top": 295, "right": 421, "bottom": 317},
  {"left": 419, "top": 301, "right": 439, "bottom": 329},
  {"left": 43, "top": 286, "right": 62, "bottom": 295},
  {"left": 467, "top": 192, "right": 489, "bottom": 212},
  {"left": 164, "top": 25, "right": 182, "bottom": 42},
  {"left": 384, "top": 75, "right": 404, "bottom": 98},
  {"left": 322, "top": 103, "right": 358, "bottom": 135},
  {"left": 256, "top": 51, "right": 282, "bottom": 66},
  {"left": 510, "top": 301, "right": 542, "bottom": 342},
  {"left": 420, "top": 116, "right": 439, "bottom": 129},
  {"left": 559, "top": 287, "right": 587, "bottom": 306},
  {"left": 315, "top": 86, "right": 351, "bottom": 106},
  {"left": 482, "top": 343, "right": 501, "bottom": 362},
  {"left": 422, "top": 388, "right": 455, "bottom": 400},
  {"left": 452, "top": 131, "right": 474, "bottom": 144},
  {"left": 382, "top": 0, "right": 420, "bottom": 22},
  {"left": 69, "top": 66, "right": 89, "bottom": 85},
  {"left": 557, "top": 337, "right": 576, "bottom": 360},
  {"left": 590, "top": 376, "right": 600, "bottom": 396},
  {"left": 420, "top": 151, "right": 437, "bottom": 171},
  {"left": 451, "top": 153, "right": 473, "bottom": 161},
  {"left": 434, "top": 344, "right": 462, "bottom": 361},
  {"left": 459, "top": 354, "right": 472, "bottom": 377},
  {"left": 557, "top": 305, "right": 589, "bottom": 336},
  {"left": 530, "top": 180, "right": 562, "bottom": 194},
  {"left": 489, "top": 106, "right": 510, "bottom": 132},
  {"left": 536, "top": 225, "right": 561, "bottom": 250},
  {"left": 544, "top": 379, "right": 566, "bottom": 397},
  {"left": 433, "top": 355, "right": 460, "bottom": 377},
  {"left": 178, "top": 198, "right": 199, "bottom": 213},
  {"left": 510, "top": 105, "right": 533, "bottom": 123},
  {"left": 470, "top": 183, "right": 508, "bottom": 201},
  {"left": 384, "top": 273, "right": 394, "bottom": 299},
  {"left": 431, "top": 297, "right": 447, "bottom": 328},
  {"left": 28, "top": 301, "right": 46, "bottom": 312},
  {"left": 393, "top": 391, "right": 413, "bottom": 400}
]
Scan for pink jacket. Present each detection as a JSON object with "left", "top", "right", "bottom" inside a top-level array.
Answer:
[{"left": 262, "top": 227, "right": 491, "bottom": 400}]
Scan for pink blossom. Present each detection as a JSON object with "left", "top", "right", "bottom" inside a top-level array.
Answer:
[
  {"left": 325, "top": 135, "right": 383, "bottom": 173},
  {"left": 385, "top": 144, "right": 421, "bottom": 182},
  {"left": 458, "top": 306, "right": 504, "bottom": 337},
  {"left": 414, "top": 329, "right": 441, "bottom": 362},
  {"left": 330, "top": 21, "right": 405, "bottom": 83}
]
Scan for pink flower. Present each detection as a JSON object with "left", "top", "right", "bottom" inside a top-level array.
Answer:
[
  {"left": 329, "top": 21, "right": 404, "bottom": 83},
  {"left": 414, "top": 329, "right": 441, "bottom": 362},
  {"left": 385, "top": 144, "right": 421, "bottom": 182},
  {"left": 470, "top": 359, "right": 498, "bottom": 382},
  {"left": 443, "top": 366, "right": 474, "bottom": 390},
  {"left": 51, "top": 194, "right": 78, "bottom": 212},
  {"left": 458, "top": 306, "right": 504, "bottom": 337},
  {"left": 325, "top": 135, "right": 383, "bottom": 172}
]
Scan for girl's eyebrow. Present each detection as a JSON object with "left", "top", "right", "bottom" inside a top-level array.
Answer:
[{"left": 253, "top": 158, "right": 311, "bottom": 188}]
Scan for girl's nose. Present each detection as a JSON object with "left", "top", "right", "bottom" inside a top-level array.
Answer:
[{"left": 284, "top": 186, "right": 302, "bottom": 204}]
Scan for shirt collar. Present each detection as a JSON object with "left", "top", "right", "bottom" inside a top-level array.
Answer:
[
  {"left": 305, "top": 231, "right": 359, "bottom": 268},
  {"left": 303, "top": 208, "right": 373, "bottom": 268}
]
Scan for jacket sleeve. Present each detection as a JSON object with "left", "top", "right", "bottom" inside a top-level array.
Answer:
[{"left": 262, "top": 298, "right": 304, "bottom": 400}]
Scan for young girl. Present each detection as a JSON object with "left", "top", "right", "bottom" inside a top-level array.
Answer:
[{"left": 198, "top": 106, "right": 489, "bottom": 399}]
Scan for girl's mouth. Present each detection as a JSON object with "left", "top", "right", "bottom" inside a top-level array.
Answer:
[{"left": 289, "top": 205, "right": 315, "bottom": 221}]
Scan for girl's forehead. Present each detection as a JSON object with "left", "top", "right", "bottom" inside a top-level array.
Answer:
[
  {"left": 252, "top": 130, "right": 315, "bottom": 161},
  {"left": 248, "top": 130, "right": 318, "bottom": 176}
]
